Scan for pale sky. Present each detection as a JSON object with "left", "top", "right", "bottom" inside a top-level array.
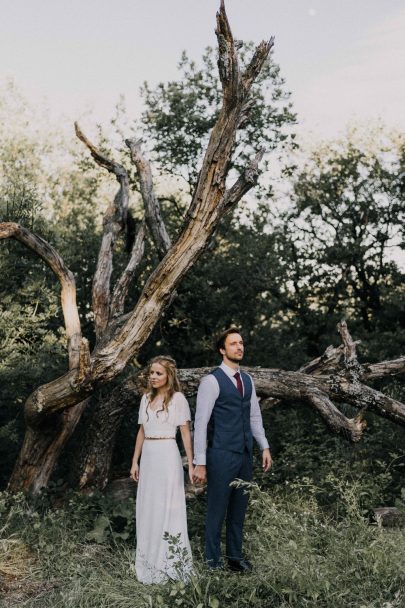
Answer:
[{"left": 1, "top": 0, "right": 404, "bottom": 140}]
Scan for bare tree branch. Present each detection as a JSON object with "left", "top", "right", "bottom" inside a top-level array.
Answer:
[
  {"left": 299, "top": 344, "right": 345, "bottom": 376},
  {"left": 125, "top": 138, "right": 171, "bottom": 259},
  {"left": 75, "top": 122, "right": 130, "bottom": 339},
  {"left": 337, "top": 320, "right": 358, "bottom": 366},
  {"left": 12, "top": 5, "right": 274, "bottom": 437},
  {"left": 363, "top": 357, "right": 405, "bottom": 380},
  {"left": 221, "top": 149, "right": 265, "bottom": 210},
  {"left": 74, "top": 122, "right": 127, "bottom": 181},
  {"left": 0, "top": 222, "right": 81, "bottom": 367},
  {"left": 241, "top": 37, "right": 275, "bottom": 94},
  {"left": 306, "top": 392, "right": 366, "bottom": 442},
  {"left": 110, "top": 220, "right": 146, "bottom": 318},
  {"left": 215, "top": 0, "right": 239, "bottom": 108}
]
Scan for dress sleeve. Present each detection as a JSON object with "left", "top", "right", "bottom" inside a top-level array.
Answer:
[
  {"left": 175, "top": 393, "right": 191, "bottom": 426},
  {"left": 138, "top": 395, "right": 147, "bottom": 424}
]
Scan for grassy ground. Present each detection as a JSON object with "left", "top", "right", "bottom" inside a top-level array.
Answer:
[{"left": 1, "top": 477, "right": 405, "bottom": 608}]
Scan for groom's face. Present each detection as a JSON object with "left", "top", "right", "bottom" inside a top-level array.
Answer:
[{"left": 221, "top": 333, "right": 244, "bottom": 363}]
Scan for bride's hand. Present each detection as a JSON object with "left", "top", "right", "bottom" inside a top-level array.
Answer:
[
  {"left": 130, "top": 463, "right": 139, "bottom": 482},
  {"left": 188, "top": 463, "right": 195, "bottom": 484}
]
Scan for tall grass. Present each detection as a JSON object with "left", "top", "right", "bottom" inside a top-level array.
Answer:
[{"left": 1, "top": 478, "right": 404, "bottom": 608}]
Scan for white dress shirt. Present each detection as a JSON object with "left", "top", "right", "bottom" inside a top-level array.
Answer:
[{"left": 193, "top": 362, "right": 270, "bottom": 465}]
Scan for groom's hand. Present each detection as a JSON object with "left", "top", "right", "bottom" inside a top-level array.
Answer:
[
  {"left": 193, "top": 465, "right": 207, "bottom": 485},
  {"left": 262, "top": 448, "right": 272, "bottom": 472}
]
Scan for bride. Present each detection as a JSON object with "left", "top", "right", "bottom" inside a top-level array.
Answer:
[{"left": 130, "top": 356, "right": 194, "bottom": 584}]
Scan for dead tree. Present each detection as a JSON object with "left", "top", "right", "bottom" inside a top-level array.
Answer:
[
  {"left": 2, "top": 3, "right": 404, "bottom": 495},
  {"left": 1, "top": 2, "right": 275, "bottom": 494}
]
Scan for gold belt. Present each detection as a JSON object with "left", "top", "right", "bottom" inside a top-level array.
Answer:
[{"left": 145, "top": 436, "right": 175, "bottom": 440}]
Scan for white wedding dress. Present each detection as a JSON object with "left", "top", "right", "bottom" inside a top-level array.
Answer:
[{"left": 135, "top": 392, "right": 193, "bottom": 584}]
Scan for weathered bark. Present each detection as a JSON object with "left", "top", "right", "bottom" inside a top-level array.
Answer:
[
  {"left": 4, "top": 1, "right": 274, "bottom": 494},
  {"left": 8, "top": 402, "right": 89, "bottom": 493},
  {"left": 71, "top": 375, "right": 142, "bottom": 489}
]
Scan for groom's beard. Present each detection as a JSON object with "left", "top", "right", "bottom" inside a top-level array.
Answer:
[{"left": 227, "top": 355, "right": 243, "bottom": 364}]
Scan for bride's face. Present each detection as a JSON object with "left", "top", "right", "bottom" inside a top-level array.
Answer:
[{"left": 149, "top": 362, "right": 168, "bottom": 391}]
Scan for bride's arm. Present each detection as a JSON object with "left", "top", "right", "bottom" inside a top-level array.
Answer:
[
  {"left": 179, "top": 422, "right": 194, "bottom": 484},
  {"left": 130, "top": 425, "right": 145, "bottom": 482}
]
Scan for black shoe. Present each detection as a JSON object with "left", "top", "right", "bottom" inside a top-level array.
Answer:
[
  {"left": 227, "top": 558, "right": 253, "bottom": 573},
  {"left": 207, "top": 559, "right": 225, "bottom": 571}
]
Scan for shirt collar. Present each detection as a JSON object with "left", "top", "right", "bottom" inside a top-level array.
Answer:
[{"left": 220, "top": 361, "right": 240, "bottom": 378}]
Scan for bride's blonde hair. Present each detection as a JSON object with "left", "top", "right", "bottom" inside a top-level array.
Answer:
[{"left": 144, "top": 355, "right": 181, "bottom": 418}]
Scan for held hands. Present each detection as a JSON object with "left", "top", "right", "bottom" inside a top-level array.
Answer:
[
  {"left": 262, "top": 448, "right": 272, "bottom": 472},
  {"left": 192, "top": 465, "right": 207, "bottom": 485},
  {"left": 130, "top": 463, "right": 139, "bottom": 482},
  {"left": 188, "top": 462, "right": 195, "bottom": 484}
]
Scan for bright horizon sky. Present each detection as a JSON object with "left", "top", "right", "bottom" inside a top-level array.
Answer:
[{"left": 1, "top": 0, "right": 404, "bottom": 142}]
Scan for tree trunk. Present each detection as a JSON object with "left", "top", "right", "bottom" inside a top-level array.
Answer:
[
  {"left": 70, "top": 378, "right": 139, "bottom": 490},
  {"left": 8, "top": 404, "right": 87, "bottom": 493},
  {"left": 3, "top": 2, "right": 274, "bottom": 494}
]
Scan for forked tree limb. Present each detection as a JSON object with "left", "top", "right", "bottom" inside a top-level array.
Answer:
[
  {"left": 0, "top": 222, "right": 91, "bottom": 492},
  {"left": 306, "top": 393, "right": 366, "bottom": 441},
  {"left": 300, "top": 325, "right": 405, "bottom": 382},
  {"left": 177, "top": 364, "right": 405, "bottom": 442},
  {"left": 74, "top": 122, "right": 128, "bottom": 182}
]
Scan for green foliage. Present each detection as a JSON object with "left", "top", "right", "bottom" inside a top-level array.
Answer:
[
  {"left": 0, "top": 83, "right": 112, "bottom": 485},
  {"left": 85, "top": 498, "right": 136, "bottom": 544},
  {"left": 1, "top": 474, "right": 405, "bottom": 607},
  {"left": 0, "top": 280, "right": 67, "bottom": 486},
  {"left": 140, "top": 45, "right": 297, "bottom": 190},
  {"left": 258, "top": 393, "right": 405, "bottom": 512},
  {"left": 276, "top": 126, "right": 405, "bottom": 358}
]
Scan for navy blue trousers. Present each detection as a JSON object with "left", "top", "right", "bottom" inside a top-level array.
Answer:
[{"left": 205, "top": 447, "right": 253, "bottom": 566}]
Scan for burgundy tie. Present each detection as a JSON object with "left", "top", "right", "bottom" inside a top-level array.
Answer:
[{"left": 234, "top": 371, "right": 243, "bottom": 396}]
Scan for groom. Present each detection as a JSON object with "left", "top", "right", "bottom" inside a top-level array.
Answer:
[{"left": 193, "top": 328, "right": 272, "bottom": 571}]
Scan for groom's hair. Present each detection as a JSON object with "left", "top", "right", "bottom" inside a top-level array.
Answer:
[{"left": 216, "top": 327, "right": 242, "bottom": 353}]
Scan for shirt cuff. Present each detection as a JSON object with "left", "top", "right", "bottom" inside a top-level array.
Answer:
[
  {"left": 193, "top": 453, "right": 206, "bottom": 466},
  {"left": 257, "top": 438, "right": 270, "bottom": 451}
]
